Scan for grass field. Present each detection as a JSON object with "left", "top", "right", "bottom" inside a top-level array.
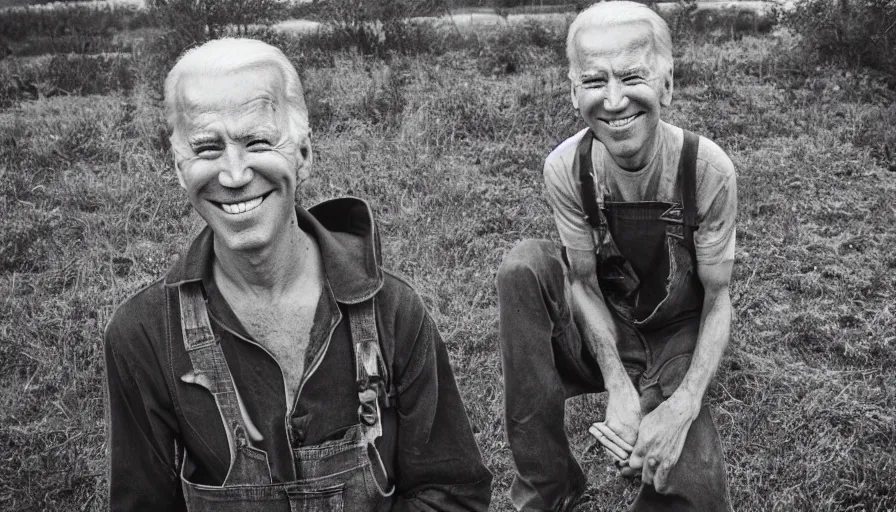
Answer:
[{"left": 1, "top": 15, "right": 895, "bottom": 512}]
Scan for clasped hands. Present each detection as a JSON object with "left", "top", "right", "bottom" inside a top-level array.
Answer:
[{"left": 589, "top": 389, "right": 699, "bottom": 492}]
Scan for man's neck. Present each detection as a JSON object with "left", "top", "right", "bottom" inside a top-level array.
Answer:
[{"left": 212, "top": 215, "right": 322, "bottom": 301}]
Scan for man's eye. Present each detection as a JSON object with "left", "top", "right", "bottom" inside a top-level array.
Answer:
[
  {"left": 194, "top": 144, "right": 222, "bottom": 155},
  {"left": 248, "top": 139, "right": 271, "bottom": 148},
  {"left": 581, "top": 79, "right": 606, "bottom": 89},
  {"left": 623, "top": 76, "right": 646, "bottom": 85}
]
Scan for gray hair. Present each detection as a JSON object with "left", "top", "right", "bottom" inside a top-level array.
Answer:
[
  {"left": 566, "top": 1, "right": 673, "bottom": 81},
  {"left": 163, "top": 38, "right": 309, "bottom": 137}
]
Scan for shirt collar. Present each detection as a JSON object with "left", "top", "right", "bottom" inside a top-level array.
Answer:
[{"left": 164, "top": 197, "right": 383, "bottom": 304}]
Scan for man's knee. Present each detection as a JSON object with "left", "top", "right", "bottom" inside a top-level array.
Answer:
[{"left": 496, "top": 239, "right": 560, "bottom": 293}]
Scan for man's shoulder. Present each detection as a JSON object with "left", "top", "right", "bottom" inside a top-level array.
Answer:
[
  {"left": 545, "top": 128, "right": 590, "bottom": 175},
  {"left": 686, "top": 128, "right": 735, "bottom": 181},
  {"left": 377, "top": 268, "right": 428, "bottom": 319},
  {"left": 104, "top": 277, "right": 169, "bottom": 353},
  {"left": 373, "top": 269, "right": 437, "bottom": 379}
]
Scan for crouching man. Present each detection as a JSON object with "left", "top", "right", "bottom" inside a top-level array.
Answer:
[
  {"left": 104, "top": 38, "right": 492, "bottom": 511},
  {"left": 497, "top": 2, "right": 736, "bottom": 510}
]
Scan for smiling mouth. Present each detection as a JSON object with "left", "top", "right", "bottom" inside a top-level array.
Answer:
[
  {"left": 217, "top": 192, "right": 271, "bottom": 215},
  {"left": 603, "top": 113, "right": 642, "bottom": 129}
]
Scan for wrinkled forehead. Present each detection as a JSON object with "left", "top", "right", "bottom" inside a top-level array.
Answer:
[
  {"left": 573, "top": 21, "right": 657, "bottom": 72},
  {"left": 173, "top": 64, "right": 287, "bottom": 132}
]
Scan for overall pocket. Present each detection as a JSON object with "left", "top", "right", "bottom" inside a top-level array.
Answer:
[{"left": 287, "top": 484, "right": 344, "bottom": 512}]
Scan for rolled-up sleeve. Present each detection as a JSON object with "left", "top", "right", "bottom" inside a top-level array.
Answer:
[
  {"left": 391, "top": 304, "right": 492, "bottom": 511},
  {"left": 104, "top": 315, "right": 185, "bottom": 512}
]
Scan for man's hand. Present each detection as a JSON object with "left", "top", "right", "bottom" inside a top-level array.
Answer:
[
  {"left": 628, "top": 391, "right": 700, "bottom": 492},
  {"left": 589, "top": 387, "right": 641, "bottom": 476},
  {"left": 602, "top": 388, "right": 641, "bottom": 451}
]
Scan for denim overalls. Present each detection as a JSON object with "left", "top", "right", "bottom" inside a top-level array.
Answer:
[
  {"left": 575, "top": 128, "right": 732, "bottom": 510},
  {"left": 175, "top": 282, "right": 394, "bottom": 511},
  {"left": 497, "top": 128, "right": 732, "bottom": 511},
  {"left": 574, "top": 128, "right": 705, "bottom": 392}
]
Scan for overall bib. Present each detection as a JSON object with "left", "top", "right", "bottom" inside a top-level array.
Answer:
[
  {"left": 574, "top": 127, "right": 705, "bottom": 390},
  {"left": 175, "top": 282, "right": 394, "bottom": 512}
]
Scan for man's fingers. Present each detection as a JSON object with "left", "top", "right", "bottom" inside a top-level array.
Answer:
[
  {"left": 653, "top": 461, "right": 672, "bottom": 493},
  {"left": 640, "top": 456, "right": 660, "bottom": 487},
  {"left": 589, "top": 425, "right": 630, "bottom": 460},
  {"left": 619, "top": 465, "right": 640, "bottom": 479},
  {"left": 605, "top": 447, "right": 626, "bottom": 463},
  {"left": 594, "top": 422, "right": 634, "bottom": 452},
  {"left": 628, "top": 440, "right": 646, "bottom": 469}
]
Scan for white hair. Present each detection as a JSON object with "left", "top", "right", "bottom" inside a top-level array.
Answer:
[
  {"left": 163, "top": 38, "right": 309, "bottom": 137},
  {"left": 566, "top": 1, "right": 673, "bottom": 81}
]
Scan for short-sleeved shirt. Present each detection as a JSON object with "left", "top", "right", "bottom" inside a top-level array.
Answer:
[{"left": 544, "top": 121, "right": 737, "bottom": 266}]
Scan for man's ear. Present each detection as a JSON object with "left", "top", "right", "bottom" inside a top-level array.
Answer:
[
  {"left": 296, "top": 135, "right": 313, "bottom": 183},
  {"left": 570, "top": 81, "right": 580, "bottom": 111},
  {"left": 172, "top": 145, "right": 187, "bottom": 190},
  {"left": 660, "top": 66, "right": 674, "bottom": 107}
]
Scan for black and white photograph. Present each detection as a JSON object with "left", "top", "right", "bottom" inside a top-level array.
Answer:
[{"left": 1, "top": 0, "right": 894, "bottom": 510}]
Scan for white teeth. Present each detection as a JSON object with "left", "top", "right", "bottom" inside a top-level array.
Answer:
[
  {"left": 608, "top": 114, "right": 638, "bottom": 128},
  {"left": 221, "top": 195, "right": 264, "bottom": 214}
]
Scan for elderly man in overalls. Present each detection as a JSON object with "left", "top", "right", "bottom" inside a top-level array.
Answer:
[
  {"left": 104, "top": 38, "right": 492, "bottom": 511},
  {"left": 496, "top": 2, "right": 737, "bottom": 511}
]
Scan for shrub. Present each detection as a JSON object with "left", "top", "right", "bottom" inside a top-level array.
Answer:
[
  {"left": 0, "top": 4, "right": 143, "bottom": 44},
  {"left": 784, "top": 0, "right": 896, "bottom": 78},
  {"left": 478, "top": 21, "right": 565, "bottom": 75},
  {"left": 303, "top": 0, "right": 448, "bottom": 58},
  {"left": 147, "top": 0, "right": 287, "bottom": 43},
  {"left": 0, "top": 53, "right": 135, "bottom": 108}
]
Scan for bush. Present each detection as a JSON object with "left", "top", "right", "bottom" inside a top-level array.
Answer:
[
  {"left": 0, "top": 54, "right": 135, "bottom": 108},
  {"left": 303, "top": 0, "right": 448, "bottom": 58},
  {"left": 0, "top": 4, "right": 144, "bottom": 44},
  {"left": 478, "top": 21, "right": 565, "bottom": 75},
  {"left": 147, "top": 0, "right": 287, "bottom": 44},
  {"left": 784, "top": 0, "right": 896, "bottom": 78}
]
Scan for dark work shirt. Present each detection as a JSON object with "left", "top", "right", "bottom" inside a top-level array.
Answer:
[{"left": 104, "top": 198, "right": 492, "bottom": 511}]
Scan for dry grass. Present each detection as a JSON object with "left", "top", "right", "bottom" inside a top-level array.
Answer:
[{"left": 0, "top": 23, "right": 894, "bottom": 511}]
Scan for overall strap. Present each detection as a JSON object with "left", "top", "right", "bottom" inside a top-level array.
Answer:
[
  {"left": 178, "top": 283, "right": 260, "bottom": 467},
  {"left": 576, "top": 129, "right": 602, "bottom": 228},
  {"left": 348, "top": 297, "right": 396, "bottom": 497},
  {"left": 680, "top": 130, "right": 701, "bottom": 259},
  {"left": 348, "top": 298, "right": 392, "bottom": 445}
]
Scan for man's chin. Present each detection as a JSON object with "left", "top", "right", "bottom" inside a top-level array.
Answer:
[{"left": 210, "top": 226, "right": 273, "bottom": 255}]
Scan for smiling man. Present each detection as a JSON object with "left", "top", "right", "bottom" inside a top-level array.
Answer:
[
  {"left": 496, "top": 2, "right": 736, "bottom": 511},
  {"left": 104, "top": 38, "right": 492, "bottom": 511}
]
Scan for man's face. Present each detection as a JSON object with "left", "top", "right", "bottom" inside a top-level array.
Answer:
[
  {"left": 570, "top": 22, "right": 672, "bottom": 170},
  {"left": 170, "top": 65, "right": 311, "bottom": 253}
]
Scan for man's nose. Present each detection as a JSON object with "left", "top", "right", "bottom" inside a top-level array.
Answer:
[
  {"left": 603, "top": 80, "right": 629, "bottom": 112},
  {"left": 218, "top": 145, "right": 253, "bottom": 188}
]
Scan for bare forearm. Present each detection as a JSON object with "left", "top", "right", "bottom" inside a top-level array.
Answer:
[
  {"left": 569, "top": 279, "right": 635, "bottom": 395},
  {"left": 676, "top": 288, "right": 731, "bottom": 411}
]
